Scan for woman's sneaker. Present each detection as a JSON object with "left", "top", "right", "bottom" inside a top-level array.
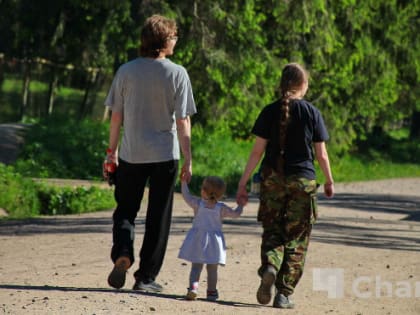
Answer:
[
  {"left": 273, "top": 293, "right": 295, "bottom": 309},
  {"left": 256, "top": 265, "right": 276, "bottom": 304},
  {"left": 206, "top": 290, "right": 219, "bottom": 301}
]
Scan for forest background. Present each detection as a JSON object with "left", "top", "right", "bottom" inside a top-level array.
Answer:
[{"left": 0, "top": 0, "right": 419, "bottom": 217}]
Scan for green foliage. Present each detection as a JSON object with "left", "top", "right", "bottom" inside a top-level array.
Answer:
[
  {"left": 2, "top": 0, "right": 419, "bottom": 151},
  {"left": 37, "top": 184, "right": 115, "bottom": 215},
  {"left": 14, "top": 117, "right": 109, "bottom": 179},
  {"left": 186, "top": 124, "right": 253, "bottom": 194},
  {"left": 2, "top": 118, "right": 419, "bottom": 220},
  {"left": 319, "top": 154, "right": 420, "bottom": 183},
  {"left": 0, "top": 163, "right": 115, "bottom": 218},
  {"left": 357, "top": 127, "right": 420, "bottom": 164},
  {"left": 0, "top": 78, "right": 87, "bottom": 123},
  {"left": 1, "top": 0, "right": 419, "bottom": 207},
  {"left": 0, "top": 163, "right": 40, "bottom": 218},
  {"left": 175, "top": 0, "right": 281, "bottom": 139},
  {"left": 0, "top": 0, "right": 136, "bottom": 70},
  {"left": 316, "top": 127, "right": 420, "bottom": 183}
]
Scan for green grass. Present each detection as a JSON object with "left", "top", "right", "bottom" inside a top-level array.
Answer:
[
  {"left": 0, "top": 77, "right": 106, "bottom": 123},
  {"left": 0, "top": 163, "right": 115, "bottom": 219},
  {"left": 316, "top": 154, "right": 420, "bottom": 184}
]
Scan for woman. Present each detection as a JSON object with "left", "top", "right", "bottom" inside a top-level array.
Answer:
[{"left": 236, "top": 63, "right": 334, "bottom": 308}]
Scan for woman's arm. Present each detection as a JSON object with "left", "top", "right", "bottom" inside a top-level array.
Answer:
[
  {"left": 314, "top": 141, "right": 334, "bottom": 198},
  {"left": 236, "top": 136, "right": 267, "bottom": 205}
]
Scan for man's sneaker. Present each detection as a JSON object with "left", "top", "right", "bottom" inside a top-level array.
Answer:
[
  {"left": 186, "top": 288, "right": 198, "bottom": 300},
  {"left": 132, "top": 280, "right": 163, "bottom": 293},
  {"left": 273, "top": 293, "right": 295, "bottom": 309},
  {"left": 107, "top": 256, "right": 130, "bottom": 289},
  {"left": 256, "top": 265, "right": 276, "bottom": 305},
  {"left": 206, "top": 289, "right": 219, "bottom": 301}
]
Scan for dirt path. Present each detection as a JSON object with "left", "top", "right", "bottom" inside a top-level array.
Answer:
[{"left": 0, "top": 178, "right": 419, "bottom": 314}]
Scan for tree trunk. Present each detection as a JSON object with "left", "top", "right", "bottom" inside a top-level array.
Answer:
[
  {"left": 79, "top": 69, "right": 99, "bottom": 120},
  {"left": 46, "top": 67, "right": 58, "bottom": 116},
  {"left": 102, "top": 106, "right": 110, "bottom": 122},
  {"left": 409, "top": 110, "right": 420, "bottom": 139},
  {"left": 0, "top": 53, "right": 4, "bottom": 91},
  {"left": 86, "top": 70, "right": 101, "bottom": 117},
  {"left": 21, "top": 59, "right": 32, "bottom": 121}
]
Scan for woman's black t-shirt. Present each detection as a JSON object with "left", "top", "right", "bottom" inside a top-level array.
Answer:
[{"left": 252, "top": 99, "right": 329, "bottom": 179}]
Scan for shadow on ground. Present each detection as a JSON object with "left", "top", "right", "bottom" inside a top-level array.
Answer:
[
  {"left": 0, "top": 193, "right": 419, "bottom": 252},
  {"left": 0, "top": 284, "right": 261, "bottom": 309}
]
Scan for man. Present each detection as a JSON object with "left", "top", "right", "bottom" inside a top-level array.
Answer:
[{"left": 104, "top": 14, "right": 196, "bottom": 292}]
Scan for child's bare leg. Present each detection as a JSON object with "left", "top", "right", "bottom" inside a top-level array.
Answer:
[
  {"left": 189, "top": 263, "right": 204, "bottom": 289},
  {"left": 206, "top": 264, "right": 218, "bottom": 291}
]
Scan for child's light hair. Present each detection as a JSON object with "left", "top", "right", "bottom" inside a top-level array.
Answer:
[{"left": 201, "top": 176, "right": 226, "bottom": 201}]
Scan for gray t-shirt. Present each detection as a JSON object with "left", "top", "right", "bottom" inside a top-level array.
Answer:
[{"left": 105, "top": 58, "right": 197, "bottom": 163}]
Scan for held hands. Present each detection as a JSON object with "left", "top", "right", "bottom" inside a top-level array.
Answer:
[
  {"left": 236, "top": 185, "right": 248, "bottom": 206},
  {"left": 180, "top": 161, "right": 192, "bottom": 183}
]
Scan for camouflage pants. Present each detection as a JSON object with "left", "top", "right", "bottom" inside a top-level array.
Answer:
[{"left": 257, "top": 167, "right": 318, "bottom": 296}]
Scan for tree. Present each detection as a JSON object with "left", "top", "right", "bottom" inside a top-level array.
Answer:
[{"left": 1, "top": 0, "right": 418, "bottom": 150}]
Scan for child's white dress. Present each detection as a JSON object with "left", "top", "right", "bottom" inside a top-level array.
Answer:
[{"left": 178, "top": 200, "right": 226, "bottom": 265}]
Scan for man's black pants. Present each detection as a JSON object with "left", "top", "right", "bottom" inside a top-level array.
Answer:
[{"left": 111, "top": 159, "right": 178, "bottom": 283}]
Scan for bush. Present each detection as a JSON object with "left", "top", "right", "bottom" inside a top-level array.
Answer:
[
  {"left": 187, "top": 124, "right": 253, "bottom": 194},
  {"left": 0, "top": 163, "right": 40, "bottom": 218},
  {"left": 37, "top": 184, "right": 115, "bottom": 215},
  {"left": 14, "top": 116, "right": 109, "bottom": 179},
  {"left": 0, "top": 163, "right": 115, "bottom": 218}
]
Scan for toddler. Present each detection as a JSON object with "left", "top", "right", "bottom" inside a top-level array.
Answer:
[{"left": 178, "top": 176, "right": 244, "bottom": 301}]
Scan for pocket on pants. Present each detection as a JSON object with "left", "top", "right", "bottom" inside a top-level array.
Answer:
[
  {"left": 284, "top": 178, "right": 318, "bottom": 232},
  {"left": 310, "top": 192, "right": 318, "bottom": 224},
  {"left": 258, "top": 167, "right": 286, "bottom": 225}
]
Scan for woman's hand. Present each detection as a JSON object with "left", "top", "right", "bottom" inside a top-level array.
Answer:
[
  {"left": 236, "top": 185, "right": 249, "bottom": 206},
  {"left": 324, "top": 182, "right": 334, "bottom": 198}
]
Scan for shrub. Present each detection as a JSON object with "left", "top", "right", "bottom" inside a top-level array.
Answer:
[
  {"left": 37, "top": 184, "right": 115, "bottom": 215},
  {"left": 187, "top": 124, "right": 253, "bottom": 194},
  {"left": 0, "top": 163, "right": 115, "bottom": 218},
  {"left": 14, "top": 116, "right": 109, "bottom": 180},
  {"left": 0, "top": 163, "right": 40, "bottom": 218}
]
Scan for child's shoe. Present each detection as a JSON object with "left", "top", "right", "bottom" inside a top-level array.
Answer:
[
  {"left": 186, "top": 288, "right": 198, "bottom": 300},
  {"left": 206, "top": 289, "right": 219, "bottom": 301},
  {"left": 185, "top": 283, "right": 199, "bottom": 300}
]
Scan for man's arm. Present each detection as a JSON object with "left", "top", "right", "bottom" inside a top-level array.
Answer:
[
  {"left": 108, "top": 111, "right": 123, "bottom": 162},
  {"left": 176, "top": 116, "right": 192, "bottom": 183}
]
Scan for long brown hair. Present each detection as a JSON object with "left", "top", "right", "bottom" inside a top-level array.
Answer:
[
  {"left": 277, "top": 63, "right": 309, "bottom": 172},
  {"left": 139, "top": 15, "right": 177, "bottom": 58}
]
